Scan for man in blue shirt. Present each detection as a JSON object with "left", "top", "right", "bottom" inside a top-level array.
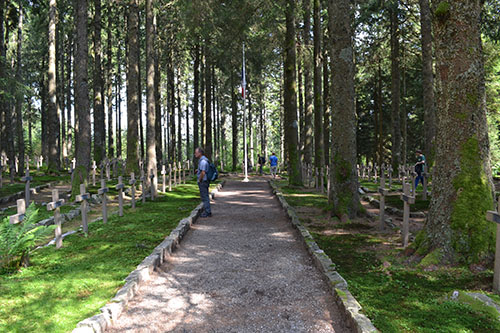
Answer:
[
  {"left": 269, "top": 152, "right": 278, "bottom": 179},
  {"left": 195, "top": 147, "right": 211, "bottom": 217}
]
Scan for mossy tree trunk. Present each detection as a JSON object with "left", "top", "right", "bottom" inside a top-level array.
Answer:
[
  {"left": 302, "top": 0, "right": 313, "bottom": 167},
  {"left": 146, "top": 0, "right": 157, "bottom": 195},
  {"left": 390, "top": 0, "right": 401, "bottom": 170},
  {"left": 313, "top": 0, "right": 324, "bottom": 173},
  {"left": 126, "top": 0, "right": 140, "bottom": 174},
  {"left": 93, "top": 0, "right": 105, "bottom": 166},
  {"left": 328, "top": 0, "right": 359, "bottom": 220},
  {"left": 48, "top": 0, "right": 60, "bottom": 172},
  {"left": 284, "top": 0, "right": 302, "bottom": 186},
  {"left": 420, "top": 0, "right": 494, "bottom": 263}
]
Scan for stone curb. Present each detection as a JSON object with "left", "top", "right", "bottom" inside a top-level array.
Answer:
[
  {"left": 73, "top": 180, "right": 226, "bottom": 333},
  {"left": 269, "top": 181, "right": 378, "bottom": 333}
]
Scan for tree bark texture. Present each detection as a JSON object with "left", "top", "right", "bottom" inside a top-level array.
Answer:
[
  {"left": 303, "top": 0, "right": 313, "bottom": 166},
  {"left": 146, "top": 0, "right": 157, "bottom": 194},
  {"left": 313, "top": 0, "right": 324, "bottom": 171},
  {"left": 93, "top": 0, "right": 105, "bottom": 165},
  {"left": 48, "top": 0, "right": 60, "bottom": 170},
  {"left": 390, "top": 1, "right": 401, "bottom": 170}
]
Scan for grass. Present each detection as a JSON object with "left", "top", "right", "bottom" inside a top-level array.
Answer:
[
  {"left": 0, "top": 174, "right": 71, "bottom": 198},
  {"left": 275, "top": 182, "right": 500, "bottom": 333},
  {"left": 0, "top": 182, "right": 202, "bottom": 333}
]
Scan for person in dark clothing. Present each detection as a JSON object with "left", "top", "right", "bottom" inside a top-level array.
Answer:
[
  {"left": 415, "top": 149, "right": 426, "bottom": 190},
  {"left": 257, "top": 154, "right": 266, "bottom": 175}
]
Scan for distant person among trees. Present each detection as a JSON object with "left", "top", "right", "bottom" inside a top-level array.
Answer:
[
  {"left": 269, "top": 152, "right": 278, "bottom": 179},
  {"left": 414, "top": 150, "right": 426, "bottom": 191},
  {"left": 195, "top": 147, "right": 211, "bottom": 218},
  {"left": 257, "top": 154, "right": 266, "bottom": 175}
]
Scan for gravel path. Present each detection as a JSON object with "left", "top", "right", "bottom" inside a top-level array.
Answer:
[{"left": 108, "top": 180, "right": 347, "bottom": 333}]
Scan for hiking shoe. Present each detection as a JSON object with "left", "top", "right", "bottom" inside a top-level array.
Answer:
[{"left": 200, "top": 213, "right": 212, "bottom": 218}]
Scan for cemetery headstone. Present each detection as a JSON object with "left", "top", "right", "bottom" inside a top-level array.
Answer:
[
  {"left": 486, "top": 196, "right": 500, "bottom": 293},
  {"left": 47, "top": 189, "right": 65, "bottom": 248},
  {"left": 98, "top": 179, "right": 109, "bottom": 224},
  {"left": 400, "top": 182, "right": 415, "bottom": 248},
  {"left": 116, "top": 176, "right": 125, "bottom": 216},
  {"left": 21, "top": 169, "right": 33, "bottom": 207},
  {"left": 9, "top": 199, "right": 26, "bottom": 225},
  {"left": 92, "top": 161, "right": 97, "bottom": 186},
  {"left": 75, "top": 184, "right": 90, "bottom": 234}
]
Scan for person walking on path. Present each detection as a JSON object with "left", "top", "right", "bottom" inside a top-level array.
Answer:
[
  {"left": 269, "top": 152, "right": 278, "bottom": 179},
  {"left": 195, "top": 147, "right": 212, "bottom": 218},
  {"left": 414, "top": 149, "right": 426, "bottom": 191},
  {"left": 257, "top": 154, "right": 266, "bottom": 175}
]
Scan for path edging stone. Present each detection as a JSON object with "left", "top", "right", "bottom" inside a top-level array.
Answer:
[
  {"left": 72, "top": 180, "right": 225, "bottom": 333},
  {"left": 269, "top": 181, "right": 378, "bottom": 333}
]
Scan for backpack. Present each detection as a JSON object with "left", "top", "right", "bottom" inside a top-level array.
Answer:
[{"left": 206, "top": 160, "right": 218, "bottom": 181}]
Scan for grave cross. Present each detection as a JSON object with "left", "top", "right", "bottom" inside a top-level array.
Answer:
[
  {"left": 9, "top": 199, "right": 26, "bottom": 225},
  {"left": 47, "top": 189, "right": 65, "bottom": 249},
  {"left": 161, "top": 165, "right": 167, "bottom": 192},
  {"left": 25, "top": 156, "right": 31, "bottom": 170},
  {"left": 15, "top": 156, "right": 19, "bottom": 173},
  {"left": 486, "top": 196, "right": 500, "bottom": 293},
  {"left": 400, "top": 182, "right": 415, "bottom": 248},
  {"left": 378, "top": 175, "right": 389, "bottom": 231},
  {"left": 129, "top": 172, "right": 137, "bottom": 209},
  {"left": 92, "top": 161, "right": 97, "bottom": 186},
  {"left": 116, "top": 176, "right": 125, "bottom": 216},
  {"left": 21, "top": 169, "right": 33, "bottom": 207},
  {"left": 373, "top": 164, "right": 378, "bottom": 184},
  {"left": 98, "top": 179, "right": 109, "bottom": 224},
  {"left": 75, "top": 184, "right": 91, "bottom": 234}
]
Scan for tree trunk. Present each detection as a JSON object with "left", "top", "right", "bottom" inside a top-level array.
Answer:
[
  {"left": 66, "top": 36, "right": 73, "bottom": 158},
  {"left": 323, "top": 39, "right": 330, "bottom": 166},
  {"left": 205, "top": 49, "right": 212, "bottom": 160},
  {"left": 106, "top": 2, "right": 114, "bottom": 158},
  {"left": 167, "top": 57, "right": 176, "bottom": 162},
  {"left": 419, "top": 0, "right": 436, "bottom": 164},
  {"left": 284, "top": 0, "right": 302, "bottom": 186},
  {"left": 177, "top": 69, "right": 182, "bottom": 162},
  {"left": 126, "top": 0, "right": 140, "bottom": 173},
  {"left": 328, "top": 0, "right": 359, "bottom": 219},
  {"left": 390, "top": 1, "right": 401, "bottom": 170},
  {"left": 186, "top": 79, "right": 190, "bottom": 160},
  {"left": 116, "top": 37, "right": 122, "bottom": 158},
  {"left": 297, "top": 42, "right": 304, "bottom": 161},
  {"left": 15, "top": 4, "right": 24, "bottom": 172},
  {"left": 48, "top": 0, "right": 60, "bottom": 171},
  {"left": 303, "top": 0, "right": 313, "bottom": 166},
  {"left": 0, "top": 0, "right": 4, "bottom": 160},
  {"left": 421, "top": 0, "right": 493, "bottom": 263},
  {"left": 231, "top": 72, "right": 238, "bottom": 171},
  {"left": 93, "top": 0, "right": 105, "bottom": 165},
  {"left": 146, "top": 0, "right": 157, "bottom": 195},
  {"left": 193, "top": 44, "right": 200, "bottom": 156},
  {"left": 74, "top": 0, "right": 91, "bottom": 170},
  {"left": 154, "top": 12, "right": 162, "bottom": 164},
  {"left": 313, "top": 0, "right": 323, "bottom": 172}
]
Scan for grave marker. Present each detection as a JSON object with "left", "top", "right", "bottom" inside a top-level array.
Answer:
[
  {"left": 25, "top": 156, "right": 31, "bottom": 170},
  {"left": 75, "top": 184, "right": 90, "bottom": 234},
  {"left": 116, "top": 176, "right": 125, "bottom": 216},
  {"left": 9, "top": 199, "right": 26, "bottom": 225},
  {"left": 21, "top": 169, "right": 33, "bottom": 207},
  {"left": 400, "top": 182, "right": 415, "bottom": 248},
  {"left": 486, "top": 196, "right": 500, "bottom": 293},
  {"left": 92, "top": 161, "right": 97, "bottom": 186},
  {"left": 129, "top": 172, "right": 137, "bottom": 209},
  {"left": 47, "top": 190, "right": 65, "bottom": 248},
  {"left": 161, "top": 165, "right": 166, "bottom": 192},
  {"left": 98, "top": 179, "right": 109, "bottom": 224},
  {"left": 169, "top": 164, "right": 172, "bottom": 191}
]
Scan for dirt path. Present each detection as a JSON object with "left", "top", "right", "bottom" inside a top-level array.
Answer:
[{"left": 108, "top": 180, "right": 346, "bottom": 333}]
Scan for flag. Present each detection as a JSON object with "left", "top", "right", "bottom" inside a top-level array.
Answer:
[{"left": 242, "top": 43, "right": 246, "bottom": 99}]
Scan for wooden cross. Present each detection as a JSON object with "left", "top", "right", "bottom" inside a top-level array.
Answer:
[
  {"left": 140, "top": 169, "right": 146, "bottom": 203},
  {"left": 75, "top": 184, "right": 90, "bottom": 234},
  {"left": 98, "top": 179, "right": 109, "bottom": 224},
  {"left": 129, "top": 172, "right": 137, "bottom": 209},
  {"left": 400, "top": 182, "right": 415, "bottom": 248},
  {"left": 116, "top": 176, "right": 125, "bottom": 216},
  {"left": 378, "top": 175, "right": 389, "bottom": 231},
  {"left": 25, "top": 156, "right": 31, "bottom": 170},
  {"left": 161, "top": 165, "right": 166, "bottom": 192},
  {"left": 92, "top": 161, "right": 97, "bottom": 186},
  {"left": 168, "top": 164, "right": 172, "bottom": 191},
  {"left": 21, "top": 169, "right": 33, "bottom": 207},
  {"left": 9, "top": 199, "right": 26, "bottom": 225},
  {"left": 486, "top": 196, "right": 500, "bottom": 293},
  {"left": 14, "top": 156, "right": 19, "bottom": 173},
  {"left": 149, "top": 170, "right": 155, "bottom": 201},
  {"left": 47, "top": 189, "right": 65, "bottom": 249},
  {"left": 373, "top": 164, "right": 378, "bottom": 184}
]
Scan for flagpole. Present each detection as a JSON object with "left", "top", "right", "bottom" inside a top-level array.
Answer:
[{"left": 242, "top": 42, "right": 249, "bottom": 182}]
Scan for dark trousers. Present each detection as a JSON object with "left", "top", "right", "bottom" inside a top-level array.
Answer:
[
  {"left": 415, "top": 171, "right": 424, "bottom": 189},
  {"left": 198, "top": 180, "right": 211, "bottom": 215}
]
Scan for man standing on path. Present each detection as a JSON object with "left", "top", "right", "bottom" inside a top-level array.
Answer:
[
  {"left": 257, "top": 154, "right": 266, "bottom": 175},
  {"left": 269, "top": 152, "right": 278, "bottom": 179},
  {"left": 414, "top": 149, "right": 426, "bottom": 191},
  {"left": 195, "top": 147, "right": 212, "bottom": 218}
]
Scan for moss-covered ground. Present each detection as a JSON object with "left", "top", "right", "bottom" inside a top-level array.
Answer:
[
  {"left": 0, "top": 174, "right": 71, "bottom": 198},
  {"left": 275, "top": 180, "right": 500, "bottom": 332},
  {"left": 0, "top": 181, "right": 205, "bottom": 332}
]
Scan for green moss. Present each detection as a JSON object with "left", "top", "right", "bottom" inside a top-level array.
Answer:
[
  {"left": 413, "top": 230, "right": 431, "bottom": 256},
  {"left": 450, "top": 137, "right": 495, "bottom": 262},
  {"left": 419, "top": 249, "right": 443, "bottom": 267},
  {"left": 457, "top": 292, "right": 500, "bottom": 321},
  {"left": 335, "top": 288, "right": 348, "bottom": 300},
  {"left": 435, "top": 1, "right": 450, "bottom": 20},
  {"left": 467, "top": 93, "right": 479, "bottom": 107}
]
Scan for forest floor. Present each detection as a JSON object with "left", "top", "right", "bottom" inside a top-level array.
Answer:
[
  {"left": 274, "top": 179, "right": 500, "bottom": 332},
  {"left": 108, "top": 178, "right": 347, "bottom": 333},
  {"left": 0, "top": 181, "right": 208, "bottom": 332}
]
